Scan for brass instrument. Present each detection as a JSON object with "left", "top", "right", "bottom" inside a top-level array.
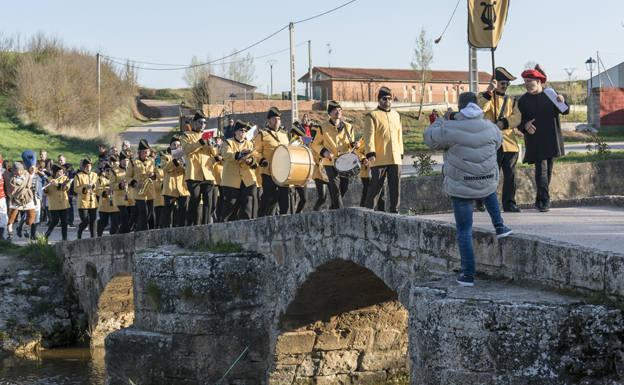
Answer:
[
  {"left": 137, "top": 175, "right": 154, "bottom": 197},
  {"left": 42, "top": 176, "right": 72, "bottom": 191}
]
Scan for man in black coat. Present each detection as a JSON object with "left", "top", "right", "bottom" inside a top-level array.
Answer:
[{"left": 517, "top": 65, "right": 569, "bottom": 212}]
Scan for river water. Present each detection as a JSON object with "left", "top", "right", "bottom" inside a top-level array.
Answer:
[{"left": 0, "top": 347, "right": 104, "bottom": 385}]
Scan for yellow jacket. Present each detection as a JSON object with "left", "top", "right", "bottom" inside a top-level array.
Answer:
[
  {"left": 478, "top": 92, "right": 522, "bottom": 152},
  {"left": 363, "top": 108, "right": 404, "bottom": 166},
  {"left": 181, "top": 131, "right": 217, "bottom": 182},
  {"left": 111, "top": 166, "right": 132, "bottom": 207},
  {"left": 253, "top": 128, "right": 289, "bottom": 176},
  {"left": 97, "top": 175, "right": 119, "bottom": 213},
  {"left": 74, "top": 170, "right": 98, "bottom": 209},
  {"left": 162, "top": 154, "right": 189, "bottom": 198},
  {"left": 221, "top": 138, "right": 260, "bottom": 189},
  {"left": 127, "top": 158, "right": 155, "bottom": 201},
  {"left": 44, "top": 175, "right": 70, "bottom": 211},
  {"left": 353, "top": 138, "right": 370, "bottom": 178},
  {"left": 311, "top": 120, "right": 355, "bottom": 167},
  {"left": 213, "top": 162, "right": 223, "bottom": 186}
]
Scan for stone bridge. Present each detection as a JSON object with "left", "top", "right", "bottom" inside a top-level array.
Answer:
[{"left": 53, "top": 208, "right": 624, "bottom": 385}]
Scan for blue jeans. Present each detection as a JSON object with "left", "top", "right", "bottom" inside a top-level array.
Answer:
[{"left": 451, "top": 192, "right": 504, "bottom": 278}]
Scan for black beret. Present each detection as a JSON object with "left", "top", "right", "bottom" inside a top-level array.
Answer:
[
  {"left": 119, "top": 151, "right": 129, "bottom": 161},
  {"left": 291, "top": 121, "right": 306, "bottom": 137},
  {"left": 267, "top": 107, "right": 281, "bottom": 119},
  {"left": 138, "top": 139, "right": 151, "bottom": 151},
  {"left": 108, "top": 154, "right": 119, "bottom": 162},
  {"left": 234, "top": 120, "right": 251, "bottom": 132},
  {"left": 192, "top": 112, "right": 206, "bottom": 121},
  {"left": 81, "top": 158, "right": 92, "bottom": 167},
  {"left": 51, "top": 164, "right": 62, "bottom": 175},
  {"left": 494, "top": 67, "right": 516, "bottom": 82},
  {"left": 377, "top": 86, "right": 392, "bottom": 100},
  {"left": 327, "top": 100, "right": 342, "bottom": 114},
  {"left": 170, "top": 135, "right": 181, "bottom": 144}
]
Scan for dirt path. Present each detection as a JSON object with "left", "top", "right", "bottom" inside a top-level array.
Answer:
[{"left": 120, "top": 100, "right": 179, "bottom": 146}]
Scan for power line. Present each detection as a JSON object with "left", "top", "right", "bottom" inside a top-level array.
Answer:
[
  {"left": 104, "top": 42, "right": 308, "bottom": 71},
  {"left": 100, "top": 0, "right": 358, "bottom": 71},
  {"left": 293, "top": 0, "right": 358, "bottom": 24}
]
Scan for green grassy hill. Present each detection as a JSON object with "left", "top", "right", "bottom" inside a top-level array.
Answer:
[{"left": 0, "top": 95, "right": 101, "bottom": 165}]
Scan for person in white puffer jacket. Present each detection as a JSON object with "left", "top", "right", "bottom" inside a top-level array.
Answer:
[{"left": 424, "top": 92, "right": 513, "bottom": 287}]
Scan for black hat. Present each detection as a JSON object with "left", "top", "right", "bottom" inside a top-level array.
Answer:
[
  {"left": 327, "top": 100, "right": 342, "bottom": 114},
  {"left": 170, "top": 135, "right": 181, "bottom": 144},
  {"left": 494, "top": 67, "right": 516, "bottom": 82},
  {"left": 291, "top": 121, "right": 306, "bottom": 137},
  {"left": 377, "top": 86, "right": 392, "bottom": 100},
  {"left": 51, "top": 164, "right": 62, "bottom": 175},
  {"left": 234, "top": 120, "right": 251, "bottom": 132},
  {"left": 119, "top": 151, "right": 129, "bottom": 161},
  {"left": 267, "top": 107, "right": 281, "bottom": 119},
  {"left": 81, "top": 158, "right": 92, "bottom": 167},
  {"left": 192, "top": 112, "right": 206, "bottom": 122},
  {"left": 138, "top": 139, "right": 151, "bottom": 151},
  {"left": 108, "top": 154, "right": 119, "bottom": 162}
]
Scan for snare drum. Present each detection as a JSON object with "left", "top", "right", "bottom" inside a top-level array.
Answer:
[
  {"left": 334, "top": 152, "right": 361, "bottom": 178},
  {"left": 271, "top": 145, "right": 314, "bottom": 187}
]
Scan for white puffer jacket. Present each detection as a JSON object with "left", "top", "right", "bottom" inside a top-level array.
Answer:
[{"left": 424, "top": 103, "right": 503, "bottom": 199}]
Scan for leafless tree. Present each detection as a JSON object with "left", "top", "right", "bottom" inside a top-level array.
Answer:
[
  {"left": 183, "top": 56, "right": 213, "bottom": 109},
  {"left": 411, "top": 28, "right": 433, "bottom": 119},
  {"left": 225, "top": 50, "right": 255, "bottom": 85}
]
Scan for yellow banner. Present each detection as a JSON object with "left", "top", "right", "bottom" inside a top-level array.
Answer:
[{"left": 468, "top": 0, "right": 510, "bottom": 49}]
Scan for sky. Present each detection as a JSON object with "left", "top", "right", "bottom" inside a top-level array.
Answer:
[{"left": 2, "top": 0, "right": 623, "bottom": 93}]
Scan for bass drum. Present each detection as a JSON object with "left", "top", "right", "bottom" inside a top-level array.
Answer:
[
  {"left": 271, "top": 145, "right": 314, "bottom": 187},
  {"left": 334, "top": 152, "right": 361, "bottom": 178}
]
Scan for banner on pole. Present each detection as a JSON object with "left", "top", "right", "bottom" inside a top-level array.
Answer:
[{"left": 467, "top": 0, "right": 510, "bottom": 49}]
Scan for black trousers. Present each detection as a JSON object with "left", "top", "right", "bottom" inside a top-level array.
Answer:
[
  {"left": 67, "top": 195, "right": 75, "bottom": 225},
  {"left": 45, "top": 209, "right": 68, "bottom": 241},
  {"left": 186, "top": 180, "right": 214, "bottom": 225},
  {"left": 497, "top": 149, "right": 519, "bottom": 209},
  {"left": 258, "top": 174, "right": 289, "bottom": 216},
  {"left": 361, "top": 177, "right": 385, "bottom": 211},
  {"left": 313, "top": 179, "right": 328, "bottom": 211},
  {"left": 534, "top": 158, "right": 554, "bottom": 207},
  {"left": 289, "top": 187, "right": 307, "bottom": 214},
  {"left": 117, "top": 206, "right": 131, "bottom": 233},
  {"left": 153, "top": 206, "right": 163, "bottom": 229},
  {"left": 77, "top": 208, "right": 97, "bottom": 238},
  {"left": 215, "top": 187, "right": 224, "bottom": 223},
  {"left": 324, "top": 166, "right": 350, "bottom": 209},
  {"left": 221, "top": 183, "right": 257, "bottom": 222},
  {"left": 98, "top": 211, "right": 120, "bottom": 237},
  {"left": 162, "top": 195, "right": 188, "bottom": 228},
  {"left": 135, "top": 200, "right": 154, "bottom": 232},
  {"left": 365, "top": 165, "right": 401, "bottom": 213}
]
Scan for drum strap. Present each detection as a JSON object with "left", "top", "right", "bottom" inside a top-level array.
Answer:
[{"left": 265, "top": 129, "right": 280, "bottom": 144}]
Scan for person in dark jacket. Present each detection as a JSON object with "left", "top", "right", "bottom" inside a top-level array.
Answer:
[{"left": 517, "top": 65, "right": 569, "bottom": 212}]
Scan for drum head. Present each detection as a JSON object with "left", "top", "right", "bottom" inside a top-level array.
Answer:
[
  {"left": 271, "top": 145, "right": 291, "bottom": 185},
  {"left": 335, "top": 152, "right": 360, "bottom": 172}
]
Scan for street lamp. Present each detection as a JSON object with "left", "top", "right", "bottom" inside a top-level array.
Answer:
[
  {"left": 585, "top": 57, "right": 597, "bottom": 125},
  {"left": 267, "top": 60, "right": 277, "bottom": 99}
]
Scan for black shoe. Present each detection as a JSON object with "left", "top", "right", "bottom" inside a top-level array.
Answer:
[
  {"left": 475, "top": 200, "right": 485, "bottom": 212},
  {"left": 539, "top": 204, "right": 550, "bottom": 213},
  {"left": 504, "top": 204, "right": 521, "bottom": 213},
  {"left": 16, "top": 222, "right": 23, "bottom": 238}
]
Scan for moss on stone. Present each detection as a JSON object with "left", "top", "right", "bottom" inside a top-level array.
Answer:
[{"left": 146, "top": 281, "right": 162, "bottom": 311}]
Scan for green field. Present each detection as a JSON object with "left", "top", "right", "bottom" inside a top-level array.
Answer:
[{"left": 0, "top": 95, "right": 101, "bottom": 165}]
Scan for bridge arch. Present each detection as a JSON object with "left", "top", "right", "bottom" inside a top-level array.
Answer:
[{"left": 269, "top": 259, "right": 411, "bottom": 384}]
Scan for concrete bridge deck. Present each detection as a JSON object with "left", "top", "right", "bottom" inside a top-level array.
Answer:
[{"left": 420, "top": 206, "right": 624, "bottom": 255}]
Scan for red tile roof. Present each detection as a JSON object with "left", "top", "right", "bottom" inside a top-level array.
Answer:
[{"left": 298, "top": 67, "right": 491, "bottom": 83}]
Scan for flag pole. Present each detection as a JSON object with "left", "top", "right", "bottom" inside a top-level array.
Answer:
[{"left": 491, "top": 47, "right": 499, "bottom": 119}]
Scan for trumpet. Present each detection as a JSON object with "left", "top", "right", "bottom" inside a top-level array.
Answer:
[
  {"left": 138, "top": 176, "right": 154, "bottom": 196},
  {"left": 42, "top": 176, "right": 72, "bottom": 191}
]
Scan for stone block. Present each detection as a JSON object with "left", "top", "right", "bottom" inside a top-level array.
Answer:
[
  {"left": 276, "top": 331, "right": 316, "bottom": 355},
  {"left": 359, "top": 350, "right": 407, "bottom": 371},
  {"left": 315, "top": 329, "right": 353, "bottom": 351},
  {"left": 317, "top": 350, "right": 359, "bottom": 375},
  {"left": 373, "top": 329, "right": 401, "bottom": 351}
]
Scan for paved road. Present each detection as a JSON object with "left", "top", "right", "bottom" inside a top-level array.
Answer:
[
  {"left": 419, "top": 206, "right": 624, "bottom": 254},
  {"left": 119, "top": 100, "right": 180, "bottom": 146}
]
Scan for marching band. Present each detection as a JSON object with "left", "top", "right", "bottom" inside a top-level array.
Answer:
[{"left": 0, "top": 94, "right": 404, "bottom": 240}]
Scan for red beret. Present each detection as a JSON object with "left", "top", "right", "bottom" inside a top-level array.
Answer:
[{"left": 521, "top": 69, "right": 547, "bottom": 83}]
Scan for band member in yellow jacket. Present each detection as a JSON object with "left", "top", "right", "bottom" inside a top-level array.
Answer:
[
  {"left": 363, "top": 86, "right": 404, "bottom": 213},
  {"left": 221, "top": 120, "right": 261, "bottom": 221},
  {"left": 254, "top": 107, "right": 290, "bottom": 216},
  {"left": 161, "top": 136, "right": 190, "bottom": 228},
  {"left": 44, "top": 164, "right": 71, "bottom": 241},
  {"left": 311, "top": 100, "right": 357, "bottom": 210},
  {"left": 181, "top": 112, "right": 218, "bottom": 225},
  {"left": 96, "top": 164, "right": 119, "bottom": 236},
  {"left": 112, "top": 153, "right": 132, "bottom": 233},
  {"left": 354, "top": 137, "right": 385, "bottom": 210},
  {"left": 127, "top": 139, "right": 155, "bottom": 232},
  {"left": 478, "top": 67, "right": 522, "bottom": 212},
  {"left": 74, "top": 158, "right": 98, "bottom": 239},
  {"left": 288, "top": 122, "right": 311, "bottom": 213},
  {"left": 152, "top": 156, "right": 165, "bottom": 229}
]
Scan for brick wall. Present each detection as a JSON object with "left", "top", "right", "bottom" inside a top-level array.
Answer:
[
  {"left": 202, "top": 100, "right": 315, "bottom": 117},
  {"left": 599, "top": 88, "right": 624, "bottom": 126}
]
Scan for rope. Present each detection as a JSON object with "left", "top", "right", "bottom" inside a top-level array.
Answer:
[
  {"left": 213, "top": 346, "right": 249, "bottom": 385},
  {"left": 434, "top": 0, "right": 461, "bottom": 44}
]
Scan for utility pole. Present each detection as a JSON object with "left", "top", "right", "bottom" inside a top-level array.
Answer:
[
  {"left": 267, "top": 60, "right": 277, "bottom": 99},
  {"left": 289, "top": 22, "right": 298, "bottom": 125},
  {"left": 468, "top": 47, "right": 478, "bottom": 93},
  {"left": 96, "top": 53, "right": 101, "bottom": 136},
  {"left": 307, "top": 40, "right": 313, "bottom": 101}
]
